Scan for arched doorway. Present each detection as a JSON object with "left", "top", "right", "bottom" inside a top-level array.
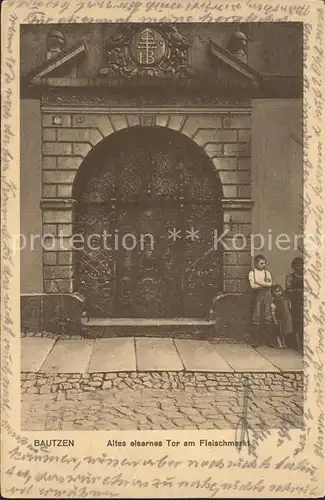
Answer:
[{"left": 73, "top": 126, "right": 223, "bottom": 318}]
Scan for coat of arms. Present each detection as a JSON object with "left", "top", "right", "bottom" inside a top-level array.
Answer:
[
  {"left": 130, "top": 28, "right": 166, "bottom": 67},
  {"left": 99, "top": 24, "right": 195, "bottom": 79}
]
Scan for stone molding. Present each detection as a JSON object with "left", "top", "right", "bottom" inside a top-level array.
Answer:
[
  {"left": 221, "top": 199, "right": 254, "bottom": 211},
  {"left": 41, "top": 106, "right": 252, "bottom": 114},
  {"left": 40, "top": 198, "right": 76, "bottom": 210}
]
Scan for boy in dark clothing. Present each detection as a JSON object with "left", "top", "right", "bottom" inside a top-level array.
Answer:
[{"left": 285, "top": 257, "right": 303, "bottom": 353}]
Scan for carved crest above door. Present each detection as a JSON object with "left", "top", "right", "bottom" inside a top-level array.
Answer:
[
  {"left": 99, "top": 24, "right": 195, "bottom": 79},
  {"left": 21, "top": 24, "right": 302, "bottom": 100}
]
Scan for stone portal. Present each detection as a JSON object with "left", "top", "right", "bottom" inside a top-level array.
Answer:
[{"left": 73, "top": 126, "right": 223, "bottom": 318}]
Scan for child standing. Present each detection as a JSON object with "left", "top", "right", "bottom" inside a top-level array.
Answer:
[
  {"left": 270, "top": 284, "right": 293, "bottom": 348},
  {"left": 248, "top": 255, "right": 273, "bottom": 347},
  {"left": 285, "top": 257, "right": 303, "bottom": 352}
]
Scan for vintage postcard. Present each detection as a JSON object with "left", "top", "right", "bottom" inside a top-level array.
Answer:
[{"left": 1, "top": 0, "right": 325, "bottom": 497}]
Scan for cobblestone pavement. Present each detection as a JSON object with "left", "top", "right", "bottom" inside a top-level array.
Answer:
[{"left": 21, "top": 372, "right": 303, "bottom": 431}]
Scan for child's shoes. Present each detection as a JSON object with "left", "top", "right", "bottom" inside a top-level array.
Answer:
[{"left": 275, "top": 336, "right": 283, "bottom": 348}]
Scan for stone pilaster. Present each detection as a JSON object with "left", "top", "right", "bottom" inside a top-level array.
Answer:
[
  {"left": 220, "top": 199, "right": 253, "bottom": 293},
  {"left": 41, "top": 199, "right": 76, "bottom": 293}
]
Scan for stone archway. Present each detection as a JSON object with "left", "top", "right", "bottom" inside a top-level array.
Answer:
[
  {"left": 41, "top": 108, "right": 252, "bottom": 299},
  {"left": 72, "top": 126, "right": 223, "bottom": 318}
]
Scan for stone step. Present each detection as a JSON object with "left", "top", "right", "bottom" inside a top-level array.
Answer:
[
  {"left": 84, "top": 318, "right": 215, "bottom": 326},
  {"left": 81, "top": 317, "right": 216, "bottom": 339}
]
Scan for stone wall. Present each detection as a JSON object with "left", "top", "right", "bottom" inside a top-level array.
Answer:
[
  {"left": 20, "top": 99, "right": 43, "bottom": 292},
  {"left": 41, "top": 107, "right": 253, "bottom": 296},
  {"left": 252, "top": 99, "right": 303, "bottom": 286}
]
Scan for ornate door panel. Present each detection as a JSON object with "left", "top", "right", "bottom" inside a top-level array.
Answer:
[
  {"left": 75, "top": 126, "right": 223, "bottom": 318},
  {"left": 183, "top": 203, "right": 222, "bottom": 317},
  {"left": 76, "top": 203, "right": 116, "bottom": 317},
  {"left": 115, "top": 204, "right": 183, "bottom": 317}
]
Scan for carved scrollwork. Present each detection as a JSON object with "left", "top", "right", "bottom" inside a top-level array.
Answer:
[{"left": 99, "top": 24, "right": 195, "bottom": 80}]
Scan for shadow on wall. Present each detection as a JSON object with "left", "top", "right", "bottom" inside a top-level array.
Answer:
[
  {"left": 209, "top": 293, "right": 251, "bottom": 343},
  {"left": 21, "top": 294, "right": 85, "bottom": 335}
]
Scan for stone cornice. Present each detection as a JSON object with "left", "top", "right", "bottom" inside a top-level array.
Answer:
[
  {"left": 209, "top": 40, "right": 261, "bottom": 84},
  {"left": 40, "top": 198, "right": 76, "bottom": 210},
  {"left": 35, "top": 89, "right": 252, "bottom": 107},
  {"left": 221, "top": 199, "right": 254, "bottom": 211},
  {"left": 40, "top": 105, "right": 252, "bottom": 114},
  {"left": 21, "top": 78, "right": 302, "bottom": 101},
  {"left": 25, "top": 41, "right": 88, "bottom": 82}
]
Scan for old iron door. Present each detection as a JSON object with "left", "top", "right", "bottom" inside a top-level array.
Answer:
[
  {"left": 115, "top": 201, "right": 184, "bottom": 317},
  {"left": 114, "top": 139, "right": 184, "bottom": 317},
  {"left": 75, "top": 126, "right": 222, "bottom": 318}
]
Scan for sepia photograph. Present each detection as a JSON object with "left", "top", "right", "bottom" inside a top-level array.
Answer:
[{"left": 20, "top": 21, "right": 304, "bottom": 433}]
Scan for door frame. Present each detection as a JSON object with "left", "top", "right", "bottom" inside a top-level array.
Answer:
[
  {"left": 40, "top": 107, "right": 253, "bottom": 300},
  {"left": 73, "top": 125, "right": 224, "bottom": 318}
]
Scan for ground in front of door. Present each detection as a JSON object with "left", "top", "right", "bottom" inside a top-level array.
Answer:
[{"left": 21, "top": 335, "right": 303, "bottom": 431}]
